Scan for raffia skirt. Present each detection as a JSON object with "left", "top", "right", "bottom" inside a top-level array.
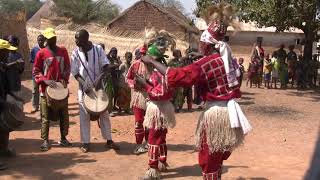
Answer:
[
  {"left": 144, "top": 101, "right": 176, "bottom": 130},
  {"left": 195, "top": 101, "right": 244, "bottom": 153}
]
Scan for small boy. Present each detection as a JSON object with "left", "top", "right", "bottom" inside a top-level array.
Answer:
[
  {"left": 238, "top": 58, "right": 245, "bottom": 87},
  {"left": 264, "top": 54, "right": 272, "bottom": 88}
]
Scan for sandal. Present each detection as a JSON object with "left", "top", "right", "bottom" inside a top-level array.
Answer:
[
  {"left": 58, "top": 138, "right": 72, "bottom": 147},
  {"left": 40, "top": 140, "right": 50, "bottom": 152},
  {"left": 80, "top": 144, "right": 90, "bottom": 153}
]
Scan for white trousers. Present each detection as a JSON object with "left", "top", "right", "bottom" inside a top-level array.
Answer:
[{"left": 79, "top": 90, "right": 112, "bottom": 143}]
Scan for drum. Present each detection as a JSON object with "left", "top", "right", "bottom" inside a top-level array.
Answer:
[
  {"left": 46, "top": 82, "right": 69, "bottom": 110},
  {"left": 0, "top": 102, "right": 24, "bottom": 132},
  {"left": 83, "top": 89, "right": 109, "bottom": 121}
]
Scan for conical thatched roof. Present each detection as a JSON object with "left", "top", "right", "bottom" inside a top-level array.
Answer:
[
  {"left": 28, "top": 0, "right": 56, "bottom": 28},
  {"left": 107, "top": 0, "right": 199, "bottom": 36}
]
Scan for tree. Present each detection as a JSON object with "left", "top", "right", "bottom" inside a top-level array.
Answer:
[
  {"left": 24, "top": 0, "right": 43, "bottom": 19},
  {"left": 0, "top": 0, "right": 43, "bottom": 19},
  {"left": 194, "top": 0, "right": 232, "bottom": 17},
  {"left": 53, "top": 0, "right": 120, "bottom": 24},
  {"left": 149, "top": 0, "right": 185, "bottom": 13},
  {"left": 0, "top": 0, "right": 24, "bottom": 14},
  {"left": 194, "top": 0, "right": 320, "bottom": 61}
]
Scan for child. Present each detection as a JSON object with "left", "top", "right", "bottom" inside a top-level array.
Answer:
[
  {"left": 247, "top": 58, "right": 259, "bottom": 88},
  {"left": 279, "top": 59, "right": 288, "bottom": 89},
  {"left": 264, "top": 54, "right": 272, "bottom": 88},
  {"left": 238, "top": 58, "right": 245, "bottom": 87}
]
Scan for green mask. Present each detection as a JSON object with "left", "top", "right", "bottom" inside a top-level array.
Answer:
[{"left": 147, "top": 44, "right": 162, "bottom": 58}]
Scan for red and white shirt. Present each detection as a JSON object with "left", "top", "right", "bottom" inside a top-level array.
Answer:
[{"left": 33, "top": 47, "right": 70, "bottom": 94}]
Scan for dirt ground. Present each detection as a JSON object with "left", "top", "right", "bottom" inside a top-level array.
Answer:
[{"left": 0, "top": 77, "right": 319, "bottom": 180}]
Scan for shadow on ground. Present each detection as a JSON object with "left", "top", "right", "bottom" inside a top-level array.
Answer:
[
  {"left": 77, "top": 141, "right": 196, "bottom": 155},
  {"left": 162, "top": 164, "right": 250, "bottom": 179},
  {"left": 285, "top": 88, "right": 320, "bottom": 102},
  {"left": 0, "top": 152, "right": 95, "bottom": 180},
  {"left": 247, "top": 104, "right": 303, "bottom": 119}
]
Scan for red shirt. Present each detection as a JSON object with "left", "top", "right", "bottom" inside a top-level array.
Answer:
[
  {"left": 33, "top": 47, "right": 70, "bottom": 94},
  {"left": 166, "top": 53, "right": 241, "bottom": 101}
]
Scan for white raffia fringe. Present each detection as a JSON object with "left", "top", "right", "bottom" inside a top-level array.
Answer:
[
  {"left": 144, "top": 101, "right": 176, "bottom": 130},
  {"left": 144, "top": 168, "right": 161, "bottom": 180},
  {"left": 195, "top": 101, "right": 244, "bottom": 153},
  {"left": 130, "top": 90, "right": 147, "bottom": 110}
]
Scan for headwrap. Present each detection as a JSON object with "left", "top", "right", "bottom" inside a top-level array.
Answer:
[{"left": 200, "top": 2, "right": 240, "bottom": 88}]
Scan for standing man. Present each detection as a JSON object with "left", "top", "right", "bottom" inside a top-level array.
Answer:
[
  {"left": 126, "top": 46, "right": 149, "bottom": 155},
  {"left": 107, "top": 47, "right": 121, "bottom": 115},
  {"left": 168, "top": 49, "right": 184, "bottom": 112},
  {"left": 33, "top": 28, "right": 71, "bottom": 151},
  {"left": 252, "top": 39, "right": 265, "bottom": 87},
  {"left": 71, "top": 29, "right": 119, "bottom": 153},
  {"left": 0, "top": 39, "right": 19, "bottom": 170},
  {"left": 141, "top": 3, "right": 250, "bottom": 179},
  {"left": 30, "top": 34, "right": 45, "bottom": 113}
]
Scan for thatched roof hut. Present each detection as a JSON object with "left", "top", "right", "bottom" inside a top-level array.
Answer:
[
  {"left": 28, "top": 0, "right": 54, "bottom": 27},
  {"left": 27, "top": 0, "right": 196, "bottom": 59},
  {"left": 0, "top": 12, "right": 30, "bottom": 77},
  {"left": 107, "top": 0, "right": 199, "bottom": 45}
]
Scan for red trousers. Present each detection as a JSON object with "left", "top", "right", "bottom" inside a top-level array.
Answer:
[
  {"left": 148, "top": 127, "right": 167, "bottom": 169},
  {"left": 199, "top": 137, "right": 231, "bottom": 180},
  {"left": 133, "top": 107, "right": 148, "bottom": 144}
]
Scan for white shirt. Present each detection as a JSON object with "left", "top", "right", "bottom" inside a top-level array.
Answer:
[{"left": 71, "top": 44, "right": 109, "bottom": 87}]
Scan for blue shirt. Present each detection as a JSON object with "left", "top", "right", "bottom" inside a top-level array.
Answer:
[
  {"left": 30, "top": 45, "right": 41, "bottom": 63},
  {"left": 6, "top": 52, "right": 24, "bottom": 92}
]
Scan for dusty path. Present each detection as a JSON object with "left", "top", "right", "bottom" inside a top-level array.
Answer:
[{"left": 0, "top": 78, "right": 319, "bottom": 180}]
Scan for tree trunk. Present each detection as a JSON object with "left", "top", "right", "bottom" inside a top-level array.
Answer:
[{"left": 303, "top": 29, "right": 315, "bottom": 61}]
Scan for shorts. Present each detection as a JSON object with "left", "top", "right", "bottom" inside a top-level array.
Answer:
[{"left": 264, "top": 73, "right": 271, "bottom": 81}]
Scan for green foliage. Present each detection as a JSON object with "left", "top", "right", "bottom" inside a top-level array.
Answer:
[
  {"left": 53, "top": 0, "right": 120, "bottom": 24},
  {"left": 0, "top": 0, "right": 24, "bottom": 14},
  {"left": 0, "top": 0, "right": 43, "bottom": 19},
  {"left": 24, "top": 0, "right": 43, "bottom": 19},
  {"left": 194, "top": 0, "right": 320, "bottom": 60},
  {"left": 149, "top": 0, "right": 185, "bottom": 13}
]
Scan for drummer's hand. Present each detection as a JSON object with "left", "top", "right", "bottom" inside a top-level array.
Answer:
[
  {"left": 44, "top": 80, "right": 57, "bottom": 88},
  {"left": 60, "top": 80, "right": 67, "bottom": 88},
  {"left": 83, "top": 83, "right": 93, "bottom": 94},
  {"left": 135, "top": 74, "right": 147, "bottom": 87}
]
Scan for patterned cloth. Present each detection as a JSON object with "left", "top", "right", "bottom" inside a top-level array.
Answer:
[
  {"left": 126, "top": 60, "right": 149, "bottom": 110},
  {"left": 200, "top": 30, "right": 240, "bottom": 88},
  {"left": 166, "top": 53, "right": 241, "bottom": 101}
]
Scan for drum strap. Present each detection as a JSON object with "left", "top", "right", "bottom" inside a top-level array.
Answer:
[{"left": 75, "top": 46, "right": 98, "bottom": 85}]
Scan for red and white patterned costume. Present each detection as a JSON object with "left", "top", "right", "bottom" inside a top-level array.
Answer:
[
  {"left": 162, "top": 18, "right": 252, "bottom": 178},
  {"left": 126, "top": 57, "right": 149, "bottom": 145},
  {"left": 143, "top": 70, "right": 175, "bottom": 170}
]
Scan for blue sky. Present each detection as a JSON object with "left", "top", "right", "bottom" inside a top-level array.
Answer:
[{"left": 111, "top": 0, "right": 196, "bottom": 14}]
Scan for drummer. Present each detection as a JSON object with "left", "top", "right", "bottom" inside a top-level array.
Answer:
[
  {"left": 33, "top": 28, "right": 72, "bottom": 151},
  {"left": 0, "top": 39, "right": 20, "bottom": 170},
  {"left": 71, "top": 29, "right": 119, "bottom": 153}
]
